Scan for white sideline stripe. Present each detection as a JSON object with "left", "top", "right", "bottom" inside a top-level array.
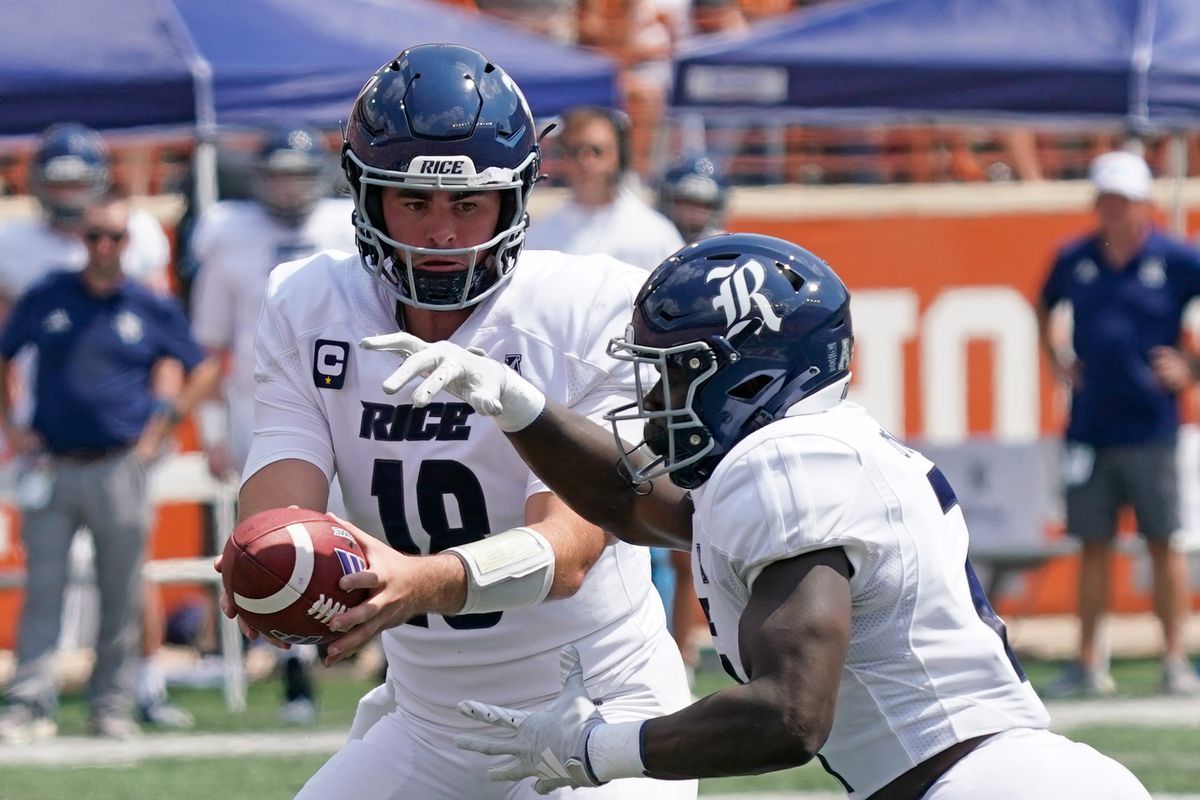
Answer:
[
  {"left": 1046, "top": 696, "right": 1200, "bottom": 729},
  {"left": 0, "top": 732, "right": 348, "bottom": 766},
  {"left": 0, "top": 736, "right": 1195, "bottom": 800},
  {"left": 233, "top": 522, "right": 315, "bottom": 615}
]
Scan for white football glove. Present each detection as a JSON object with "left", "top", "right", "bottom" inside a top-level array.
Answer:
[
  {"left": 455, "top": 646, "right": 607, "bottom": 794},
  {"left": 359, "top": 332, "right": 546, "bottom": 432}
]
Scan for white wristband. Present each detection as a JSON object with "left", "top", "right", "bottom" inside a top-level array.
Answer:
[
  {"left": 445, "top": 527, "right": 555, "bottom": 614},
  {"left": 586, "top": 720, "right": 647, "bottom": 782},
  {"left": 496, "top": 374, "right": 546, "bottom": 433}
]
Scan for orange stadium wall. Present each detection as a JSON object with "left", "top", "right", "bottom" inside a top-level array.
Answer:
[{"left": 3, "top": 185, "right": 1200, "bottom": 649}]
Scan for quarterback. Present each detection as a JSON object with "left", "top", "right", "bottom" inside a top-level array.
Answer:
[
  {"left": 369, "top": 233, "right": 1153, "bottom": 799},
  {"left": 227, "top": 45, "right": 694, "bottom": 799}
]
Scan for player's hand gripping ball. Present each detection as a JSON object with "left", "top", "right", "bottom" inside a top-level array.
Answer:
[{"left": 221, "top": 507, "right": 369, "bottom": 645}]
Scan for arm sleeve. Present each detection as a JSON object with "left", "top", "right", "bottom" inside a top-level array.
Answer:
[
  {"left": 240, "top": 298, "right": 335, "bottom": 485},
  {"left": 0, "top": 292, "right": 37, "bottom": 359},
  {"left": 154, "top": 298, "right": 208, "bottom": 371},
  {"left": 1179, "top": 246, "right": 1200, "bottom": 301},
  {"left": 1039, "top": 251, "right": 1069, "bottom": 309},
  {"left": 702, "top": 435, "right": 869, "bottom": 592}
]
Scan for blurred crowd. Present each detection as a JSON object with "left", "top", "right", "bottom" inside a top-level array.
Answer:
[{"left": 5, "top": 0, "right": 1200, "bottom": 198}]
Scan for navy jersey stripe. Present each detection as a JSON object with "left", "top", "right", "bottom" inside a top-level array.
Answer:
[{"left": 926, "top": 466, "right": 959, "bottom": 513}]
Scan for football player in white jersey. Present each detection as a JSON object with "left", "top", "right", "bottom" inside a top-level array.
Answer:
[
  {"left": 223, "top": 44, "right": 694, "bottom": 799},
  {"left": 0, "top": 123, "right": 170, "bottom": 317},
  {"left": 190, "top": 124, "right": 354, "bottom": 479},
  {"left": 189, "top": 124, "right": 355, "bottom": 725},
  {"left": 367, "top": 233, "right": 1153, "bottom": 799}
]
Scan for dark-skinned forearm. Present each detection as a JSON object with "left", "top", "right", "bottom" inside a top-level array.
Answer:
[
  {"left": 505, "top": 401, "right": 691, "bottom": 549},
  {"left": 640, "top": 677, "right": 825, "bottom": 780}
]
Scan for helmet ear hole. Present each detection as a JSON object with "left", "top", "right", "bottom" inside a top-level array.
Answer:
[{"left": 728, "top": 373, "right": 773, "bottom": 401}]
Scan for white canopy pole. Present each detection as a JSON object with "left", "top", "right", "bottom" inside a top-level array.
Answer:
[{"left": 1168, "top": 132, "right": 1188, "bottom": 236}]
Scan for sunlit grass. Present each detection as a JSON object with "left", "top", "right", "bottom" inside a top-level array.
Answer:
[{"left": 0, "top": 656, "right": 1192, "bottom": 799}]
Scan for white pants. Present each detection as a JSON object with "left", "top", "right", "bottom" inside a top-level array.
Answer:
[
  {"left": 296, "top": 629, "right": 697, "bottom": 800},
  {"left": 926, "top": 728, "right": 1150, "bottom": 800}
]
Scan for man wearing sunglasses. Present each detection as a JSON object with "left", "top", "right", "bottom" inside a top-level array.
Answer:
[
  {"left": 0, "top": 192, "right": 219, "bottom": 742},
  {"left": 0, "top": 124, "right": 191, "bottom": 733},
  {"left": 0, "top": 124, "right": 171, "bottom": 322},
  {"left": 525, "top": 106, "right": 682, "bottom": 270}
]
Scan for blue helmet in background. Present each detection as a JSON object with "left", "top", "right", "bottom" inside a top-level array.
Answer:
[
  {"left": 606, "top": 233, "right": 854, "bottom": 489},
  {"left": 30, "top": 123, "right": 110, "bottom": 228},
  {"left": 656, "top": 153, "right": 729, "bottom": 244},
  {"left": 254, "top": 124, "right": 333, "bottom": 227},
  {"left": 341, "top": 43, "right": 541, "bottom": 310}
]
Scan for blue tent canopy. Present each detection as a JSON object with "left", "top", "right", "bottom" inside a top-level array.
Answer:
[
  {"left": 672, "top": 0, "right": 1200, "bottom": 129},
  {"left": 0, "top": 0, "right": 618, "bottom": 138},
  {"left": 173, "top": 0, "right": 619, "bottom": 127},
  {"left": 0, "top": 0, "right": 203, "bottom": 136}
]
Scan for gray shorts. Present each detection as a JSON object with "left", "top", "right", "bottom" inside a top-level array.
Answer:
[{"left": 1064, "top": 438, "right": 1180, "bottom": 541}]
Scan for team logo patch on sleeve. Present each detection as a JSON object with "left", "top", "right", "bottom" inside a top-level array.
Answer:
[
  {"left": 504, "top": 354, "right": 523, "bottom": 374},
  {"left": 335, "top": 548, "right": 366, "bottom": 576},
  {"left": 313, "top": 339, "right": 349, "bottom": 389}
]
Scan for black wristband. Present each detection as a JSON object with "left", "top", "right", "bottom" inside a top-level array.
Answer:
[{"left": 154, "top": 399, "right": 184, "bottom": 426}]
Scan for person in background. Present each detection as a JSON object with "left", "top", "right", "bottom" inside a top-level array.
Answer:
[
  {"left": 219, "top": 44, "right": 695, "bottom": 798},
  {"left": 475, "top": 0, "right": 579, "bottom": 43},
  {"left": 188, "top": 123, "right": 356, "bottom": 724},
  {"left": 576, "top": 0, "right": 676, "bottom": 179},
  {"left": 365, "top": 232, "right": 1152, "bottom": 800},
  {"left": 0, "top": 192, "right": 219, "bottom": 743},
  {"left": 689, "top": 0, "right": 748, "bottom": 35},
  {"left": 525, "top": 105, "right": 683, "bottom": 269},
  {"left": 656, "top": 152, "right": 730, "bottom": 244},
  {"left": 1038, "top": 150, "right": 1200, "bottom": 697},
  {"left": 0, "top": 123, "right": 171, "bottom": 315},
  {"left": 0, "top": 123, "right": 191, "bottom": 731}
]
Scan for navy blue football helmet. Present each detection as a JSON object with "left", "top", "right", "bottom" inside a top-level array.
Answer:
[
  {"left": 30, "top": 123, "right": 111, "bottom": 228},
  {"left": 656, "top": 153, "right": 729, "bottom": 244},
  {"left": 254, "top": 124, "right": 332, "bottom": 227},
  {"left": 341, "top": 44, "right": 541, "bottom": 310},
  {"left": 606, "top": 233, "right": 853, "bottom": 489}
]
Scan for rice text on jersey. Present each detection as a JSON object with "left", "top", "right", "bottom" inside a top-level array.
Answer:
[{"left": 359, "top": 400, "right": 474, "bottom": 441}]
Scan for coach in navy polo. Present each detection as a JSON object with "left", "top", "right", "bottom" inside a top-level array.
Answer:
[
  {"left": 1037, "top": 150, "right": 1200, "bottom": 699},
  {"left": 0, "top": 191, "right": 219, "bottom": 742}
]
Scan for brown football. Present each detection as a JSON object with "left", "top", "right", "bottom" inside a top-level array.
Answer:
[{"left": 221, "top": 507, "right": 369, "bottom": 645}]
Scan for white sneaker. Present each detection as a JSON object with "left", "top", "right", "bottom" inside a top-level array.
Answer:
[
  {"left": 0, "top": 706, "right": 57, "bottom": 745},
  {"left": 139, "top": 701, "right": 195, "bottom": 729},
  {"left": 1163, "top": 658, "right": 1200, "bottom": 696},
  {"left": 90, "top": 715, "right": 141, "bottom": 741},
  {"left": 279, "top": 697, "right": 317, "bottom": 726}
]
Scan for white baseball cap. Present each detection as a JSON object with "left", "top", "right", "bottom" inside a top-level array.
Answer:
[{"left": 1089, "top": 150, "right": 1152, "bottom": 201}]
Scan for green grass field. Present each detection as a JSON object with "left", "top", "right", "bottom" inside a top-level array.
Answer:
[{"left": 0, "top": 656, "right": 1196, "bottom": 799}]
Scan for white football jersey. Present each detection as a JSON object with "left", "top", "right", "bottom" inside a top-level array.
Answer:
[
  {"left": 245, "top": 249, "right": 673, "bottom": 726},
  {"left": 690, "top": 380, "right": 1050, "bottom": 800},
  {"left": 189, "top": 198, "right": 355, "bottom": 467},
  {"left": 526, "top": 188, "right": 684, "bottom": 271},
  {"left": 0, "top": 208, "right": 170, "bottom": 298}
]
